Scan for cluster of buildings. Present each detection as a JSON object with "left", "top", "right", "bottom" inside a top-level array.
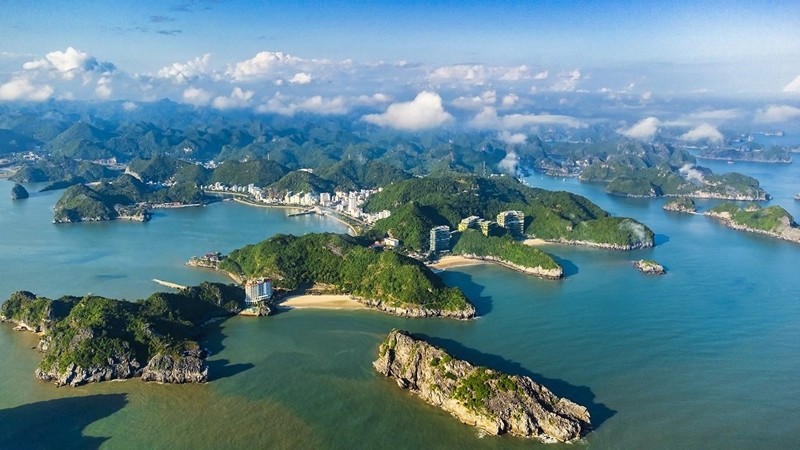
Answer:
[
  {"left": 202, "top": 183, "right": 392, "bottom": 224},
  {"left": 428, "top": 210, "right": 526, "bottom": 255}
]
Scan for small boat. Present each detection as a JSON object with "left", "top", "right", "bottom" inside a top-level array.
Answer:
[{"left": 795, "top": 193, "right": 800, "bottom": 201}]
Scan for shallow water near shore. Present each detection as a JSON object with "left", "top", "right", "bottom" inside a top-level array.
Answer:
[{"left": 1, "top": 174, "right": 799, "bottom": 449}]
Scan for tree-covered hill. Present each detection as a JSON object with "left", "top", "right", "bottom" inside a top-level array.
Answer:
[{"left": 220, "top": 233, "right": 474, "bottom": 318}]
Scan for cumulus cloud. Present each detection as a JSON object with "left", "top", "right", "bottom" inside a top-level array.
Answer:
[
  {"left": 533, "top": 70, "right": 549, "bottom": 80},
  {"left": 259, "top": 94, "right": 348, "bottom": 116},
  {"left": 471, "top": 106, "right": 584, "bottom": 129},
  {"left": 783, "top": 75, "right": 800, "bottom": 93},
  {"left": 497, "top": 131, "right": 527, "bottom": 144},
  {"left": 0, "top": 76, "right": 54, "bottom": 101},
  {"left": 122, "top": 101, "right": 138, "bottom": 111},
  {"left": 226, "top": 51, "right": 301, "bottom": 81},
  {"left": 679, "top": 164, "right": 706, "bottom": 184},
  {"left": 212, "top": 87, "right": 254, "bottom": 110},
  {"left": 679, "top": 124, "right": 724, "bottom": 143},
  {"left": 755, "top": 105, "right": 800, "bottom": 123},
  {"left": 428, "top": 64, "right": 534, "bottom": 85},
  {"left": 288, "top": 72, "right": 312, "bottom": 85},
  {"left": 354, "top": 93, "right": 393, "bottom": 106},
  {"left": 157, "top": 54, "right": 211, "bottom": 84},
  {"left": 362, "top": 91, "right": 453, "bottom": 130},
  {"left": 23, "top": 47, "right": 114, "bottom": 80},
  {"left": 498, "top": 150, "right": 519, "bottom": 175},
  {"left": 619, "top": 117, "right": 660, "bottom": 140},
  {"left": 452, "top": 90, "right": 496, "bottom": 109},
  {"left": 501, "top": 93, "right": 519, "bottom": 107},
  {"left": 551, "top": 69, "right": 582, "bottom": 92},
  {"left": 183, "top": 87, "right": 212, "bottom": 106},
  {"left": 94, "top": 77, "right": 112, "bottom": 99}
]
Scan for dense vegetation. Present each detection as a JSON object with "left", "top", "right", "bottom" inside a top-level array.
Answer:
[
  {"left": 0, "top": 283, "right": 245, "bottom": 376},
  {"left": 451, "top": 230, "right": 560, "bottom": 271},
  {"left": 220, "top": 233, "right": 472, "bottom": 313},
  {"left": 53, "top": 174, "right": 204, "bottom": 222},
  {"left": 708, "top": 203, "right": 796, "bottom": 232},
  {"left": 10, "top": 157, "right": 119, "bottom": 183},
  {"left": 364, "top": 174, "right": 654, "bottom": 250}
]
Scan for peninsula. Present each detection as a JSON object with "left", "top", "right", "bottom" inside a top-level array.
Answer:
[
  {"left": 373, "top": 329, "right": 591, "bottom": 443},
  {"left": 0, "top": 282, "right": 255, "bottom": 386}
]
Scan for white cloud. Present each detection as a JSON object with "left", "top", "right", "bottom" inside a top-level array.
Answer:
[
  {"left": 497, "top": 131, "right": 527, "bottom": 144},
  {"left": 641, "top": 91, "right": 652, "bottom": 101},
  {"left": 755, "top": 105, "right": 800, "bottom": 123},
  {"left": 362, "top": 91, "right": 453, "bottom": 130},
  {"left": 498, "top": 150, "right": 519, "bottom": 174},
  {"left": 683, "top": 109, "right": 743, "bottom": 123},
  {"left": 183, "top": 87, "right": 212, "bottom": 106},
  {"left": 619, "top": 117, "right": 660, "bottom": 140},
  {"left": 258, "top": 93, "right": 348, "bottom": 116},
  {"left": 501, "top": 93, "right": 519, "bottom": 107},
  {"left": 428, "top": 64, "right": 534, "bottom": 85},
  {"left": 288, "top": 72, "right": 312, "bottom": 85},
  {"left": 354, "top": 93, "right": 393, "bottom": 105},
  {"left": 533, "top": 70, "right": 549, "bottom": 80},
  {"left": 95, "top": 77, "right": 112, "bottom": 99},
  {"left": 551, "top": 69, "right": 582, "bottom": 92},
  {"left": 452, "top": 90, "right": 496, "bottom": 109},
  {"left": 212, "top": 87, "right": 254, "bottom": 109},
  {"left": 783, "top": 75, "right": 800, "bottom": 93},
  {"left": 680, "top": 124, "right": 724, "bottom": 143},
  {"left": 23, "top": 47, "right": 114, "bottom": 80},
  {"left": 471, "top": 106, "right": 584, "bottom": 129},
  {"left": 226, "top": 51, "right": 301, "bottom": 81},
  {"left": 498, "top": 65, "right": 529, "bottom": 81},
  {"left": 122, "top": 101, "right": 138, "bottom": 111},
  {"left": 0, "top": 76, "right": 54, "bottom": 101},
  {"left": 157, "top": 54, "right": 211, "bottom": 84},
  {"left": 679, "top": 164, "right": 705, "bottom": 184}
]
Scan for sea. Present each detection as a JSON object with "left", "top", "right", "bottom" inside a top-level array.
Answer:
[{"left": 1, "top": 157, "right": 799, "bottom": 449}]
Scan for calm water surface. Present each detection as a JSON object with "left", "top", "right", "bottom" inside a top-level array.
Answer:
[{"left": 1, "top": 174, "right": 799, "bottom": 449}]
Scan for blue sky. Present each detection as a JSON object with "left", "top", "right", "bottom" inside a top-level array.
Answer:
[{"left": 0, "top": 1, "right": 799, "bottom": 134}]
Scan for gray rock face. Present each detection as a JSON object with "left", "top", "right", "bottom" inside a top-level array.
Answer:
[
  {"left": 11, "top": 183, "right": 29, "bottom": 200},
  {"left": 358, "top": 298, "right": 476, "bottom": 320},
  {"left": 373, "top": 329, "right": 591, "bottom": 443},
  {"left": 141, "top": 350, "right": 208, "bottom": 383},
  {"left": 634, "top": 260, "right": 666, "bottom": 275}
]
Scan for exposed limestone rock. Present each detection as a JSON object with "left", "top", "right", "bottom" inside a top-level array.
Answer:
[
  {"left": 373, "top": 329, "right": 590, "bottom": 443},
  {"left": 11, "top": 183, "right": 29, "bottom": 200},
  {"left": 141, "top": 350, "right": 208, "bottom": 383},
  {"left": 457, "top": 254, "right": 563, "bottom": 279},
  {"left": 663, "top": 198, "right": 696, "bottom": 213},
  {"left": 634, "top": 259, "right": 666, "bottom": 275},
  {"left": 358, "top": 298, "right": 476, "bottom": 320}
]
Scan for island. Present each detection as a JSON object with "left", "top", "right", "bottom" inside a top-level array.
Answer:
[
  {"left": 11, "top": 182, "right": 28, "bottom": 200},
  {"left": 373, "top": 329, "right": 591, "bottom": 443},
  {"left": 450, "top": 229, "right": 563, "bottom": 279},
  {"left": 0, "top": 282, "right": 255, "bottom": 386},
  {"left": 663, "top": 197, "right": 696, "bottom": 213},
  {"left": 634, "top": 259, "right": 666, "bottom": 275},
  {"left": 705, "top": 203, "right": 800, "bottom": 244},
  {"left": 216, "top": 233, "right": 476, "bottom": 319},
  {"left": 696, "top": 146, "right": 791, "bottom": 164}
]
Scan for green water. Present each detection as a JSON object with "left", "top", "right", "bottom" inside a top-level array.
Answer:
[{"left": 1, "top": 176, "right": 799, "bottom": 449}]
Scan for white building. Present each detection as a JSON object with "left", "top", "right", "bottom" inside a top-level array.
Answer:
[{"left": 245, "top": 278, "right": 272, "bottom": 304}]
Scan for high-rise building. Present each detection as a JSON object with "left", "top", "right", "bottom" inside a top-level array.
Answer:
[
  {"left": 430, "top": 225, "right": 451, "bottom": 253},
  {"left": 245, "top": 278, "right": 272, "bottom": 304},
  {"left": 497, "top": 210, "right": 525, "bottom": 237},
  {"left": 458, "top": 215, "right": 480, "bottom": 231}
]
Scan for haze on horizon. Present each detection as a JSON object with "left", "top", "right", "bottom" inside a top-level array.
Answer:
[{"left": 1, "top": 0, "right": 798, "bottom": 136}]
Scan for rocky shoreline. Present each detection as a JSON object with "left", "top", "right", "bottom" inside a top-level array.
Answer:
[
  {"left": 545, "top": 238, "right": 653, "bottom": 251},
  {"left": 373, "top": 329, "right": 590, "bottom": 443},
  {"left": 634, "top": 259, "right": 666, "bottom": 275},
  {"left": 705, "top": 211, "right": 800, "bottom": 244},
  {"left": 357, "top": 297, "right": 476, "bottom": 320},
  {"left": 457, "top": 254, "right": 563, "bottom": 279}
]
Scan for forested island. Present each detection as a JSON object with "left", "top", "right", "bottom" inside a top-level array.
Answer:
[
  {"left": 374, "top": 329, "right": 591, "bottom": 442},
  {"left": 450, "top": 230, "right": 563, "bottom": 279},
  {"left": 697, "top": 146, "right": 791, "bottom": 164},
  {"left": 0, "top": 282, "right": 250, "bottom": 386},
  {"left": 705, "top": 203, "right": 800, "bottom": 244},
  {"left": 219, "top": 233, "right": 476, "bottom": 319},
  {"left": 663, "top": 197, "right": 697, "bottom": 213}
]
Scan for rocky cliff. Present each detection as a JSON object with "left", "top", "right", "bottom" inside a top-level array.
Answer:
[
  {"left": 373, "top": 329, "right": 590, "bottom": 443},
  {"left": 11, "top": 183, "right": 29, "bottom": 200},
  {"left": 634, "top": 259, "right": 666, "bottom": 275},
  {"left": 358, "top": 298, "right": 476, "bottom": 319},
  {"left": 458, "top": 254, "right": 563, "bottom": 279}
]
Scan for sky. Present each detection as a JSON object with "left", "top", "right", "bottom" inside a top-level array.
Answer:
[{"left": 0, "top": 0, "right": 799, "bottom": 136}]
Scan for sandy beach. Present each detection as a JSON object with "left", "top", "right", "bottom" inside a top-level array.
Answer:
[
  {"left": 279, "top": 294, "right": 367, "bottom": 310},
  {"left": 428, "top": 255, "right": 485, "bottom": 270},
  {"left": 523, "top": 238, "right": 548, "bottom": 246}
]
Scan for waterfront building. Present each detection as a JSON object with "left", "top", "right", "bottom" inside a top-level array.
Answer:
[
  {"left": 430, "top": 225, "right": 451, "bottom": 253},
  {"left": 244, "top": 278, "right": 272, "bottom": 304},
  {"left": 477, "top": 219, "right": 494, "bottom": 236},
  {"left": 384, "top": 237, "right": 400, "bottom": 248},
  {"left": 458, "top": 215, "right": 481, "bottom": 232},
  {"left": 497, "top": 210, "right": 525, "bottom": 237}
]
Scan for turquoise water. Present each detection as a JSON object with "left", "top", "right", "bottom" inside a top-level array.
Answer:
[{"left": 1, "top": 175, "right": 799, "bottom": 449}]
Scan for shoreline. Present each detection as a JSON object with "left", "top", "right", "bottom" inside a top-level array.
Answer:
[
  {"left": 231, "top": 198, "right": 359, "bottom": 235},
  {"left": 428, "top": 255, "right": 487, "bottom": 270},
  {"left": 278, "top": 294, "right": 368, "bottom": 310}
]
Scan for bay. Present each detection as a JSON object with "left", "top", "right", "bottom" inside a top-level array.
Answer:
[{"left": 1, "top": 175, "right": 799, "bottom": 449}]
